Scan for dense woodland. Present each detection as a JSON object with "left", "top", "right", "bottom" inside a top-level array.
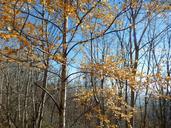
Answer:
[{"left": 0, "top": 0, "right": 171, "bottom": 128}]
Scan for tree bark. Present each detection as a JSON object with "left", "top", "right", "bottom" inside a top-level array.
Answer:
[
  {"left": 58, "top": 1, "right": 68, "bottom": 127},
  {"left": 35, "top": 68, "right": 48, "bottom": 128}
]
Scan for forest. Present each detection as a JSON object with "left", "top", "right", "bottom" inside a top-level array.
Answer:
[{"left": 0, "top": 0, "right": 171, "bottom": 128}]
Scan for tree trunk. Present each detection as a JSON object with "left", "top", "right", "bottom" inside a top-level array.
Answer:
[
  {"left": 59, "top": 1, "right": 68, "bottom": 127},
  {"left": 22, "top": 70, "right": 30, "bottom": 128},
  {"left": 17, "top": 65, "right": 21, "bottom": 125},
  {"left": 0, "top": 73, "right": 3, "bottom": 110},
  {"left": 59, "top": 62, "right": 67, "bottom": 128},
  {"left": 35, "top": 68, "right": 48, "bottom": 128},
  {"left": 125, "top": 80, "right": 128, "bottom": 128}
]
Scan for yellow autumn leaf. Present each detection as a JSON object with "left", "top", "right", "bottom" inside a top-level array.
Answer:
[{"left": 53, "top": 54, "right": 65, "bottom": 63}]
